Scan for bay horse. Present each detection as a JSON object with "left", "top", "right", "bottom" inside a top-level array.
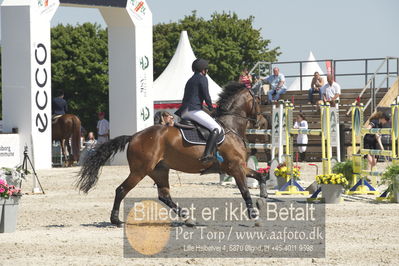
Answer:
[
  {"left": 52, "top": 114, "right": 81, "bottom": 167},
  {"left": 77, "top": 82, "right": 268, "bottom": 227}
]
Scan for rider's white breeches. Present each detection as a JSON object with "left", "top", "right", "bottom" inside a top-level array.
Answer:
[{"left": 181, "top": 109, "right": 222, "bottom": 133}]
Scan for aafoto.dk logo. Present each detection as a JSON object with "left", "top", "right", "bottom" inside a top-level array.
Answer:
[{"left": 37, "top": 0, "right": 49, "bottom": 7}]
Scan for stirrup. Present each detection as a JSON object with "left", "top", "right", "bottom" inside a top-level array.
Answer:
[{"left": 200, "top": 153, "right": 216, "bottom": 162}]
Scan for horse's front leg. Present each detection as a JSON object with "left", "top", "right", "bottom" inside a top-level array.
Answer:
[
  {"left": 245, "top": 168, "right": 268, "bottom": 198},
  {"left": 229, "top": 165, "right": 258, "bottom": 220}
]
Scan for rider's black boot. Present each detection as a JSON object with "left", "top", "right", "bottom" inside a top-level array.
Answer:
[{"left": 200, "top": 129, "right": 219, "bottom": 163}]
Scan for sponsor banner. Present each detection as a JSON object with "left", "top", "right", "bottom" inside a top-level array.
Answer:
[
  {"left": 0, "top": 135, "right": 20, "bottom": 167},
  {"left": 30, "top": 0, "right": 59, "bottom": 168},
  {"left": 124, "top": 198, "right": 326, "bottom": 258},
  {"left": 32, "top": 0, "right": 59, "bottom": 18},
  {"left": 330, "top": 107, "right": 339, "bottom": 147},
  {"left": 272, "top": 107, "right": 286, "bottom": 147},
  {"left": 126, "top": 0, "right": 149, "bottom": 22}
]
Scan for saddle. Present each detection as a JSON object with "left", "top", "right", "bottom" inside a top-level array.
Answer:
[
  {"left": 52, "top": 114, "right": 63, "bottom": 124},
  {"left": 174, "top": 119, "right": 225, "bottom": 145}
]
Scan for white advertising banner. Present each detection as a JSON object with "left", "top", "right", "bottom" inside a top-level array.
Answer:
[
  {"left": 1, "top": 0, "right": 59, "bottom": 169},
  {"left": 330, "top": 107, "right": 339, "bottom": 147},
  {"left": 272, "top": 106, "right": 286, "bottom": 148},
  {"left": 126, "top": 0, "right": 153, "bottom": 130},
  {"left": 0, "top": 134, "right": 21, "bottom": 167},
  {"left": 30, "top": 0, "right": 60, "bottom": 169}
]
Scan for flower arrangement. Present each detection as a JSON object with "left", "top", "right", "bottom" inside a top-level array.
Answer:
[
  {"left": 256, "top": 166, "right": 271, "bottom": 174},
  {"left": 274, "top": 163, "right": 301, "bottom": 179},
  {"left": 0, "top": 179, "right": 21, "bottom": 199},
  {"left": 332, "top": 160, "right": 354, "bottom": 186},
  {"left": 0, "top": 166, "right": 27, "bottom": 188},
  {"left": 316, "top": 173, "right": 349, "bottom": 186}
]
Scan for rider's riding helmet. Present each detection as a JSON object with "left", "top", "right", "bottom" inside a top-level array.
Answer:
[{"left": 192, "top": 58, "right": 209, "bottom": 73}]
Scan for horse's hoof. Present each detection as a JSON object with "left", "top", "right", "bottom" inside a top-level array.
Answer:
[
  {"left": 111, "top": 219, "right": 124, "bottom": 228},
  {"left": 256, "top": 198, "right": 267, "bottom": 210},
  {"left": 254, "top": 219, "right": 264, "bottom": 227},
  {"left": 184, "top": 218, "right": 196, "bottom": 227}
]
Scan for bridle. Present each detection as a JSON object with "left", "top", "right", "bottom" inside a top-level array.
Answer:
[
  {"left": 216, "top": 88, "right": 262, "bottom": 143},
  {"left": 216, "top": 88, "right": 261, "bottom": 124}
]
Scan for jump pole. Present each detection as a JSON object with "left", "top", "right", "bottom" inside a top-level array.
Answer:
[
  {"left": 348, "top": 103, "right": 397, "bottom": 196},
  {"left": 265, "top": 102, "right": 334, "bottom": 198}
]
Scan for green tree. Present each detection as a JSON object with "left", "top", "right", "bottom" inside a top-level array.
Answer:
[
  {"left": 153, "top": 11, "right": 280, "bottom": 85},
  {"left": 51, "top": 23, "right": 108, "bottom": 134}
]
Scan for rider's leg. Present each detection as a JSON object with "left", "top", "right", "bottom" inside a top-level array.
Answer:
[{"left": 181, "top": 110, "right": 222, "bottom": 162}]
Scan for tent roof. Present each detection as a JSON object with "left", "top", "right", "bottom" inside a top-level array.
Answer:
[
  {"left": 287, "top": 51, "right": 326, "bottom": 91},
  {"left": 153, "top": 31, "right": 223, "bottom": 103}
]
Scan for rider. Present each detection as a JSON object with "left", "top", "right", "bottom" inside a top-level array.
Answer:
[
  {"left": 175, "top": 58, "right": 223, "bottom": 162},
  {"left": 52, "top": 90, "right": 68, "bottom": 118}
]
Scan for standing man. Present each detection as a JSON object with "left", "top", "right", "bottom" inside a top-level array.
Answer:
[
  {"left": 97, "top": 112, "right": 110, "bottom": 145},
  {"left": 308, "top": 72, "right": 324, "bottom": 104},
  {"left": 52, "top": 90, "right": 68, "bottom": 117},
  {"left": 320, "top": 74, "right": 341, "bottom": 107},
  {"left": 264, "top": 67, "right": 287, "bottom": 103}
]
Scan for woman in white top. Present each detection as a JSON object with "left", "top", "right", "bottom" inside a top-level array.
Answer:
[{"left": 293, "top": 113, "right": 308, "bottom": 161}]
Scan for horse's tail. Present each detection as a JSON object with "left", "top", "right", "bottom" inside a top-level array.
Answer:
[
  {"left": 76, "top": 135, "right": 132, "bottom": 193},
  {"left": 71, "top": 116, "right": 81, "bottom": 162}
]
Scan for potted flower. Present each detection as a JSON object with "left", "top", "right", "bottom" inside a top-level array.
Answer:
[
  {"left": 381, "top": 164, "right": 399, "bottom": 203},
  {"left": 316, "top": 173, "right": 349, "bottom": 203},
  {"left": 0, "top": 179, "right": 22, "bottom": 233},
  {"left": 0, "top": 166, "right": 27, "bottom": 188},
  {"left": 256, "top": 166, "right": 271, "bottom": 178},
  {"left": 332, "top": 160, "right": 354, "bottom": 189},
  {"left": 274, "top": 163, "right": 301, "bottom": 189}
]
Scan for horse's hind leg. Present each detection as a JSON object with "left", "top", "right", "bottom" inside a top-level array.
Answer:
[
  {"left": 60, "top": 140, "right": 68, "bottom": 167},
  {"left": 149, "top": 163, "right": 193, "bottom": 225},
  {"left": 65, "top": 139, "right": 73, "bottom": 166},
  {"left": 110, "top": 172, "right": 146, "bottom": 227}
]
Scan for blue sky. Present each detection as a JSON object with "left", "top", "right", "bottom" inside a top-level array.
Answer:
[
  {"left": 47, "top": 0, "right": 398, "bottom": 62},
  {"left": 1, "top": 0, "right": 398, "bottom": 84}
]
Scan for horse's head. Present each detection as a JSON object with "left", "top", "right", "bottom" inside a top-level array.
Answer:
[{"left": 216, "top": 82, "right": 262, "bottom": 130}]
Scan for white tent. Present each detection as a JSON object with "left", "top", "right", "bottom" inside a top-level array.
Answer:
[
  {"left": 153, "top": 31, "right": 223, "bottom": 104},
  {"left": 287, "top": 51, "right": 326, "bottom": 91}
]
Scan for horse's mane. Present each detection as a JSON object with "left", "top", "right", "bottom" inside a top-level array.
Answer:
[{"left": 216, "top": 82, "right": 247, "bottom": 112}]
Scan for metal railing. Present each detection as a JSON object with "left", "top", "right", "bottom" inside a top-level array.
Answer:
[
  {"left": 250, "top": 57, "right": 399, "bottom": 116},
  {"left": 250, "top": 57, "right": 398, "bottom": 95},
  {"left": 343, "top": 57, "right": 399, "bottom": 115}
]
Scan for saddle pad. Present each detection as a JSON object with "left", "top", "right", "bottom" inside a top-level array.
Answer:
[{"left": 179, "top": 128, "right": 225, "bottom": 145}]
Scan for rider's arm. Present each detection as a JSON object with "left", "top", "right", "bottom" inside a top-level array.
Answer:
[{"left": 201, "top": 76, "right": 213, "bottom": 110}]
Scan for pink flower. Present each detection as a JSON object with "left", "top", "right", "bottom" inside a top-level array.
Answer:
[
  {"left": 0, "top": 179, "right": 6, "bottom": 185},
  {"left": 0, "top": 187, "right": 5, "bottom": 193}
]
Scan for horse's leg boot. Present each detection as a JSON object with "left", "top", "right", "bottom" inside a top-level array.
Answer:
[{"left": 200, "top": 129, "right": 219, "bottom": 163}]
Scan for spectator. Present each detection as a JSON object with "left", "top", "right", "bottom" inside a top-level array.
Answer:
[
  {"left": 263, "top": 67, "right": 287, "bottom": 103},
  {"left": 97, "top": 112, "right": 109, "bottom": 145},
  {"left": 364, "top": 112, "right": 390, "bottom": 171},
  {"left": 52, "top": 90, "right": 68, "bottom": 117},
  {"left": 78, "top": 132, "right": 97, "bottom": 166},
  {"left": 238, "top": 68, "right": 252, "bottom": 89},
  {"left": 320, "top": 74, "right": 341, "bottom": 107},
  {"left": 251, "top": 75, "right": 263, "bottom": 96},
  {"left": 308, "top": 72, "right": 324, "bottom": 105},
  {"left": 293, "top": 114, "right": 308, "bottom": 161},
  {"left": 154, "top": 111, "right": 175, "bottom": 126}
]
